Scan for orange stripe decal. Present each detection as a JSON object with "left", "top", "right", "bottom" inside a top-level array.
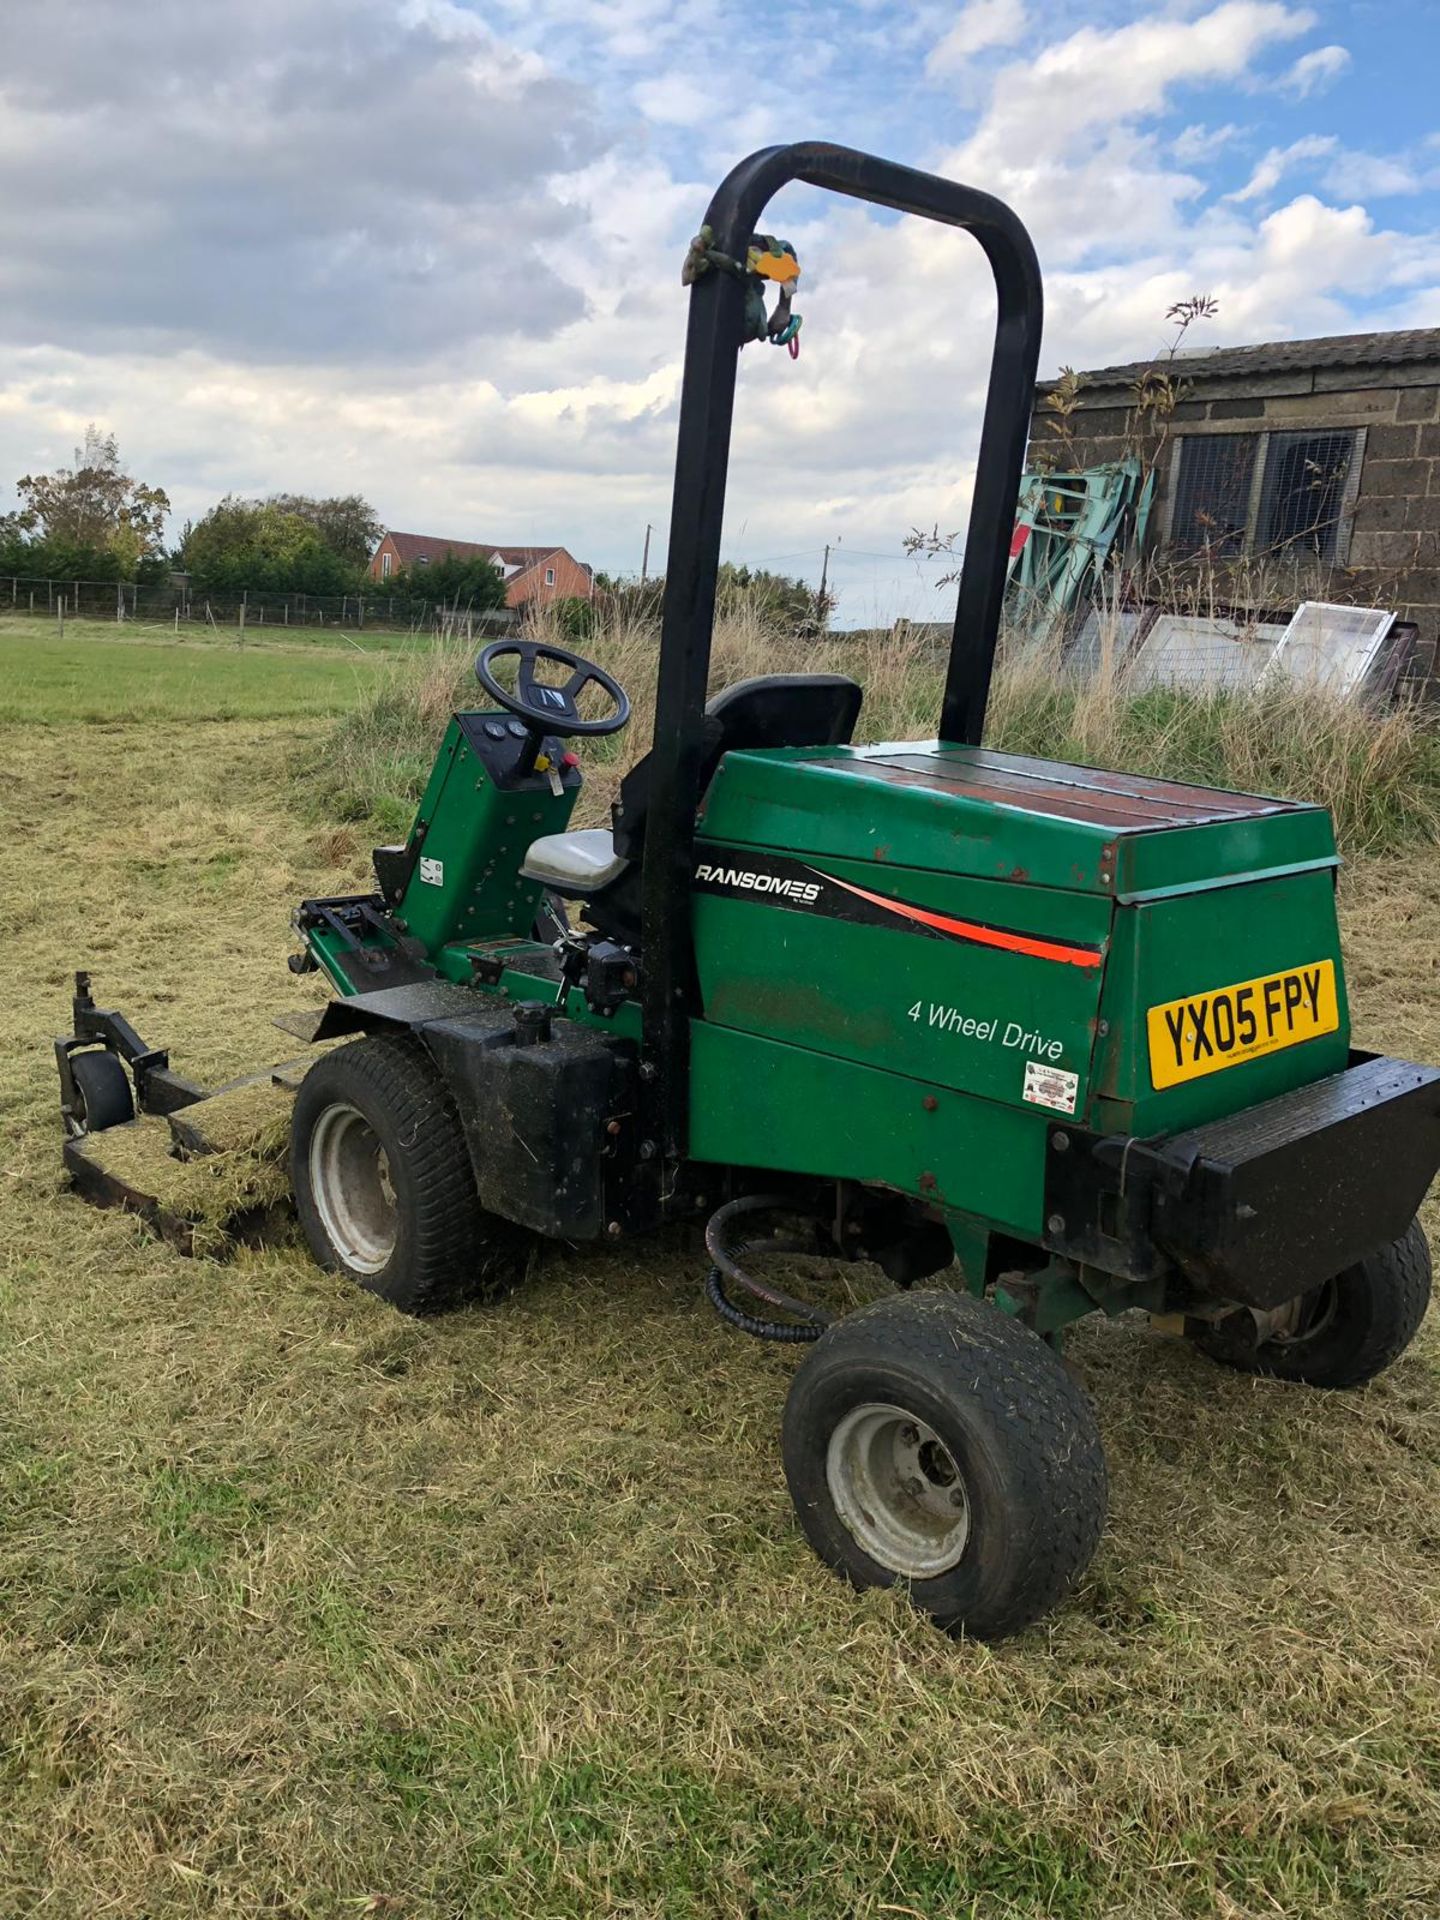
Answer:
[{"left": 815, "top": 871, "right": 1104, "bottom": 969}]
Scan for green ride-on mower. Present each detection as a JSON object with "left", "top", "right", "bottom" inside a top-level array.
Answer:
[{"left": 58, "top": 144, "right": 1440, "bottom": 1640}]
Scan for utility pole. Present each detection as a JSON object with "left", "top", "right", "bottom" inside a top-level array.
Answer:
[
  {"left": 815, "top": 542, "right": 831, "bottom": 632},
  {"left": 640, "top": 523, "right": 653, "bottom": 585}
]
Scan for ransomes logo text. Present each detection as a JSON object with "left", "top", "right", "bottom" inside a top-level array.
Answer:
[{"left": 696, "top": 862, "right": 821, "bottom": 905}]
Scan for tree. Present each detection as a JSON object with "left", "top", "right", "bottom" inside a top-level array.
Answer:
[
  {"left": 179, "top": 497, "right": 359, "bottom": 595},
  {"left": 266, "top": 493, "right": 383, "bottom": 569},
  {"left": 716, "top": 562, "right": 834, "bottom": 635},
  {"left": 12, "top": 426, "right": 169, "bottom": 572},
  {"left": 393, "top": 548, "right": 507, "bottom": 611}
]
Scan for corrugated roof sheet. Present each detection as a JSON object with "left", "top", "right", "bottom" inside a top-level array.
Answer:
[{"left": 1046, "top": 326, "right": 1440, "bottom": 390}]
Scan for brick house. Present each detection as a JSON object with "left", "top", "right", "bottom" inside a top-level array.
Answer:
[
  {"left": 1031, "top": 328, "right": 1440, "bottom": 669},
  {"left": 367, "top": 531, "right": 593, "bottom": 609}
]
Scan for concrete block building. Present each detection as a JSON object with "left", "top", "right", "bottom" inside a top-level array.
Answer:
[{"left": 1033, "top": 328, "right": 1440, "bottom": 667}]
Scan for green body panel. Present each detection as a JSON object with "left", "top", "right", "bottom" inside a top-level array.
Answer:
[
  {"left": 694, "top": 846, "right": 1111, "bottom": 1112},
  {"left": 308, "top": 712, "right": 579, "bottom": 999},
  {"left": 700, "top": 741, "right": 1337, "bottom": 896},
  {"left": 687, "top": 1022, "right": 1047, "bottom": 1238},
  {"left": 394, "top": 716, "right": 577, "bottom": 953},
  {"left": 1092, "top": 868, "right": 1351, "bottom": 1135}
]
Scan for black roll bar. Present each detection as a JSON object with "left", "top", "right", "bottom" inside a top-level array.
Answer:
[{"left": 639, "top": 142, "right": 1044, "bottom": 1173}]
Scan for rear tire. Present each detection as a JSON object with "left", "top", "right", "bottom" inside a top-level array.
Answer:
[
  {"left": 1193, "top": 1218, "right": 1431, "bottom": 1389},
  {"left": 68, "top": 1050, "right": 135, "bottom": 1134},
  {"left": 291, "top": 1033, "right": 533, "bottom": 1314},
  {"left": 782, "top": 1291, "right": 1108, "bottom": 1640}
]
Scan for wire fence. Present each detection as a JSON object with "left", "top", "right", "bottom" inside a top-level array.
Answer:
[{"left": 0, "top": 574, "right": 518, "bottom": 639}]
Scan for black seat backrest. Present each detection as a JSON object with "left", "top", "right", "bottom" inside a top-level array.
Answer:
[{"left": 611, "top": 673, "right": 863, "bottom": 861}]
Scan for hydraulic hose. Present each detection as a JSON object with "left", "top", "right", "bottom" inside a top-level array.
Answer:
[{"left": 703, "top": 1193, "right": 835, "bottom": 1343}]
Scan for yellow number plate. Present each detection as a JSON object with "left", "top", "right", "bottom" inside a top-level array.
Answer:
[{"left": 1147, "top": 959, "right": 1339, "bottom": 1090}]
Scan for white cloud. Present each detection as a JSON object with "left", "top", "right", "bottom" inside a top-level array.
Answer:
[
  {"left": 1172, "top": 122, "right": 1242, "bottom": 164},
  {"left": 933, "top": 3, "right": 1317, "bottom": 272},
  {"left": 1228, "top": 137, "right": 1430, "bottom": 206},
  {"left": 948, "top": 3, "right": 1314, "bottom": 158},
  {"left": 1322, "top": 151, "right": 1425, "bottom": 199},
  {"left": 0, "top": 0, "right": 1437, "bottom": 625},
  {"left": 1226, "top": 134, "right": 1337, "bottom": 202},
  {"left": 1282, "top": 43, "right": 1350, "bottom": 96},
  {"left": 631, "top": 72, "right": 711, "bottom": 127},
  {"left": 927, "top": 0, "right": 1027, "bottom": 76}
]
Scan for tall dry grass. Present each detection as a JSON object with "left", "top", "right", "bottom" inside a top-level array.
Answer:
[{"left": 306, "top": 591, "right": 1440, "bottom": 856}]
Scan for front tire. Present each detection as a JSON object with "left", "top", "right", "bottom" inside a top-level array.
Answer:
[
  {"left": 782, "top": 1291, "right": 1108, "bottom": 1640},
  {"left": 1194, "top": 1219, "right": 1431, "bottom": 1389},
  {"left": 291, "top": 1033, "right": 532, "bottom": 1314},
  {"left": 68, "top": 1050, "right": 135, "bottom": 1135}
]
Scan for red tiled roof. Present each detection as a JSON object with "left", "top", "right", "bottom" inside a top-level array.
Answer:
[{"left": 382, "top": 531, "right": 561, "bottom": 572}]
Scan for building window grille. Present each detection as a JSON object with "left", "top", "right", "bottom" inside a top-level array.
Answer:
[{"left": 1165, "top": 428, "right": 1365, "bottom": 564}]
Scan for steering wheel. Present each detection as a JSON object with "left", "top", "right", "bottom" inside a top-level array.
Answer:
[{"left": 474, "top": 639, "right": 630, "bottom": 738}]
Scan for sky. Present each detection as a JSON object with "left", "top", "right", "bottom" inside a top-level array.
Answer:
[{"left": 2, "top": 0, "right": 1438, "bottom": 624}]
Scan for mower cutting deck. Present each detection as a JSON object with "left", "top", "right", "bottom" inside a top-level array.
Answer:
[{"left": 58, "top": 143, "right": 1440, "bottom": 1640}]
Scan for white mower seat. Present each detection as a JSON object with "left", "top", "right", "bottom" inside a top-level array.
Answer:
[{"left": 520, "top": 827, "right": 630, "bottom": 898}]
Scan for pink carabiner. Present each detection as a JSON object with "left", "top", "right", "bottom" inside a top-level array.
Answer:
[{"left": 788, "top": 333, "right": 800, "bottom": 361}]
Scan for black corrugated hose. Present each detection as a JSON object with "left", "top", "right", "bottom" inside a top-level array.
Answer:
[{"left": 703, "top": 1193, "right": 835, "bottom": 1343}]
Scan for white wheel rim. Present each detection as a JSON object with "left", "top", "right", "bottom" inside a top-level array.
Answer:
[
  {"left": 826, "top": 1401, "right": 971, "bottom": 1579},
  {"left": 308, "top": 1102, "right": 397, "bottom": 1275}
]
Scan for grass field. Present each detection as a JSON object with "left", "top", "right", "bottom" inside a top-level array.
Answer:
[
  {"left": 0, "top": 615, "right": 400, "bottom": 725},
  {"left": 3, "top": 627, "right": 1440, "bottom": 1918}
]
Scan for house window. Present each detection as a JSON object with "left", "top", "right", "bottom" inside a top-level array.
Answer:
[
  {"left": 1165, "top": 428, "right": 1365, "bottom": 564},
  {"left": 381, "top": 550, "right": 392, "bottom": 578},
  {"left": 544, "top": 566, "right": 556, "bottom": 586}
]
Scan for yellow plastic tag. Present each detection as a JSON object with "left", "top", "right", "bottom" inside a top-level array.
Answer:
[{"left": 748, "top": 248, "right": 799, "bottom": 286}]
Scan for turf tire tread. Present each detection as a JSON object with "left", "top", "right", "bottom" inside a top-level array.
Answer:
[
  {"left": 783, "top": 1290, "right": 1107, "bottom": 1640},
  {"left": 292, "top": 1033, "right": 527, "bottom": 1315}
]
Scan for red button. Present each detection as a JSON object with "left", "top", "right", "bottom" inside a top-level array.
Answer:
[{"left": 561, "top": 751, "right": 580, "bottom": 768}]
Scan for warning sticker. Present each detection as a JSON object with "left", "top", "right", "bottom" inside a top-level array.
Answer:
[
  {"left": 419, "top": 856, "right": 445, "bottom": 886},
  {"left": 1023, "top": 1059, "right": 1079, "bottom": 1115}
]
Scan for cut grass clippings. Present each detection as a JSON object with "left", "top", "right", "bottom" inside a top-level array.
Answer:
[{"left": 1, "top": 623, "right": 1438, "bottom": 1916}]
